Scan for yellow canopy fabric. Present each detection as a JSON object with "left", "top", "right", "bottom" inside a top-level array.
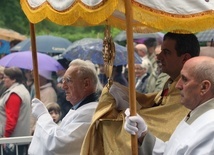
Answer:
[
  {"left": 20, "top": 0, "right": 146, "bottom": 31},
  {"left": 20, "top": 0, "right": 214, "bottom": 33}
]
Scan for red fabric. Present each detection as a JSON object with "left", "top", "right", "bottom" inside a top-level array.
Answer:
[
  {"left": 162, "top": 88, "right": 169, "bottom": 96},
  {"left": 4, "top": 93, "right": 22, "bottom": 137}
]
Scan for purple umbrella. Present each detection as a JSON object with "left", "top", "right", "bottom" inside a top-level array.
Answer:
[{"left": 0, "top": 51, "right": 64, "bottom": 71}]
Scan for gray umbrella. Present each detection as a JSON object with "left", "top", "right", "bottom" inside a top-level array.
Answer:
[
  {"left": 10, "top": 35, "right": 72, "bottom": 54},
  {"left": 62, "top": 38, "right": 142, "bottom": 66},
  {"left": 196, "top": 29, "right": 214, "bottom": 42},
  {"left": 114, "top": 31, "right": 164, "bottom": 42}
]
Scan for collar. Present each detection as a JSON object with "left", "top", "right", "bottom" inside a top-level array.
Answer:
[
  {"left": 186, "top": 98, "right": 214, "bottom": 124},
  {"left": 138, "top": 73, "right": 149, "bottom": 81},
  {"left": 73, "top": 92, "right": 98, "bottom": 110},
  {"left": 191, "top": 98, "right": 214, "bottom": 117},
  {"left": 72, "top": 100, "right": 83, "bottom": 110}
]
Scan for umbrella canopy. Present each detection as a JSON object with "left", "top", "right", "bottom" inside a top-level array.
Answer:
[
  {"left": 0, "top": 40, "right": 10, "bottom": 54},
  {"left": 0, "top": 51, "right": 64, "bottom": 71},
  {"left": 20, "top": 0, "right": 214, "bottom": 33},
  {"left": 196, "top": 29, "right": 214, "bottom": 42},
  {"left": 114, "top": 31, "right": 164, "bottom": 42},
  {"left": 10, "top": 35, "right": 72, "bottom": 54},
  {"left": 0, "top": 28, "right": 27, "bottom": 41},
  {"left": 62, "top": 38, "right": 142, "bottom": 66}
]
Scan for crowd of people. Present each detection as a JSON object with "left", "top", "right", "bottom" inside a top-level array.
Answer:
[{"left": 0, "top": 32, "right": 214, "bottom": 155}]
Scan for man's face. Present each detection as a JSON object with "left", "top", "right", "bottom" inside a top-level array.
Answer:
[
  {"left": 62, "top": 66, "right": 85, "bottom": 105},
  {"left": 136, "top": 49, "right": 146, "bottom": 58},
  {"left": 157, "top": 39, "right": 185, "bottom": 79},
  {"left": 134, "top": 64, "right": 146, "bottom": 78},
  {"left": 175, "top": 63, "right": 201, "bottom": 110}
]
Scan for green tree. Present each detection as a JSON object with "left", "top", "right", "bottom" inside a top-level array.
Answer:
[
  {"left": 0, "top": 1, "right": 121, "bottom": 42},
  {"left": 0, "top": 0, "right": 29, "bottom": 34}
]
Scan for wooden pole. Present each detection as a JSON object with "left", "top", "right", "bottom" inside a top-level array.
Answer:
[
  {"left": 124, "top": 0, "right": 138, "bottom": 155},
  {"left": 29, "top": 23, "right": 40, "bottom": 99}
]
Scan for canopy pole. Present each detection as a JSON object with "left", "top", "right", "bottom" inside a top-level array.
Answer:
[
  {"left": 124, "top": 0, "right": 138, "bottom": 155},
  {"left": 29, "top": 23, "right": 40, "bottom": 99}
]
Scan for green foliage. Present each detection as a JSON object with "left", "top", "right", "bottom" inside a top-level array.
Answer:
[
  {"left": 0, "top": 1, "right": 122, "bottom": 42},
  {"left": 0, "top": 0, "right": 29, "bottom": 34},
  {"left": 34, "top": 21, "right": 121, "bottom": 42}
]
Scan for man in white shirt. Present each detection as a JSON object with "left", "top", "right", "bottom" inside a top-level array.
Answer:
[
  {"left": 124, "top": 56, "right": 214, "bottom": 155},
  {"left": 28, "top": 59, "right": 99, "bottom": 155}
]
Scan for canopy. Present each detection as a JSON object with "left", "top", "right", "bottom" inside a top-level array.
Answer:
[{"left": 20, "top": 0, "right": 214, "bottom": 33}]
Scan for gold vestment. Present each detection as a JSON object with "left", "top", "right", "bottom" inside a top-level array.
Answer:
[{"left": 81, "top": 76, "right": 189, "bottom": 155}]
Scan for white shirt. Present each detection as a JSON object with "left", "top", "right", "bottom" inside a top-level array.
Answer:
[
  {"left": 142, "top": 98, "right": 214, "bottom": 155},
  {"left": 139, "top": 98, "right": 214, "bottom": 155},
  {"left": 28, "top": 102, "right": 98, "bottom": 155},
  {"left": 135, "top": 74, "right": 147, "bottom": 88}
]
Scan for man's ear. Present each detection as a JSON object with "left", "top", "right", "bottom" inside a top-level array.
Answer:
[
  {"left": 200, "top": 80, "right": 211, "bottom": 95},
  {"left": 83, "top": 78, "right": 90, "bottom": 88},
  {"left": 182, "top": 53, "right": 192, "bottom": 63}
]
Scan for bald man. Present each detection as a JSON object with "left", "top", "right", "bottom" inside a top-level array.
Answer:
[{"left": 125, "top": 56, "right": 214, "bottom": 155}]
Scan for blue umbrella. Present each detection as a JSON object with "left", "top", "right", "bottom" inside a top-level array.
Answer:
[
  {"left": 10, "top": 35, "right": 72, "bottom": 54},
  {"left": 62, "top": 38, "right": 142, "bottom": 66},
  {"left": 0, "top": 40, "right": 10, "bottom": 54}
]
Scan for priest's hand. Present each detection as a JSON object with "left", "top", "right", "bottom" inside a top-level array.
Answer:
[
  {"left": 32, "top": 98, "right": 48, "bottom": 119},
  {"left": 124, "top": 108, "right": 147, "bottom": 138}
]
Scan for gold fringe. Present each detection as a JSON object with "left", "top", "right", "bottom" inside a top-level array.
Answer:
[
  {"left": 21, "top": 0, "right": 119, "bottom": 25},
  {"left": 131, "top": 3, "right": 214, "bottom": 33},
  {"left": 20, "top": 0, "right": 214, "bottom": 33}
]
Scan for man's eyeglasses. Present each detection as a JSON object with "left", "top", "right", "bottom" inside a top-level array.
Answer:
[{"left": 62, "top": 77, "right": 71, "bottom": 84}]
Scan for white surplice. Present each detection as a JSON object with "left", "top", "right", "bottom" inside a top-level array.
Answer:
[
  {"left": 28, "top": 102, "right": 98, "bottom": 155},
  {"left": 141, "top": 98, "right": 214, "bottom": 155}
]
